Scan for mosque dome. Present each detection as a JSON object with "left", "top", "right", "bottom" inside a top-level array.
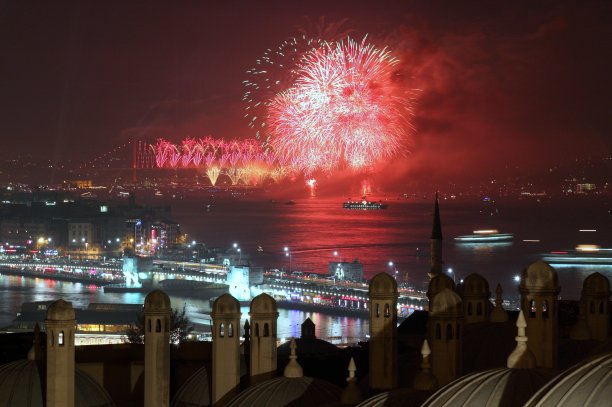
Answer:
[
  {"left": 0, "top": 360, "right": 115, "bottom": 407},
  {"left": 520, "top": 260, "right": 559, "bottom": 291},
  {"left": 356, "top": 387, "right": 432, "bottom": 407},
  {"left": 582, "top": 272, "right": 610, "bottom": 296},
  {"left": 250, "top": 293, "right": 278, "bottom": 314},
  {"left": 524, "top": 352, "right": 612, "bottom": 407},
  {"left": 369, "top": 273, "right": 398, "bottom": 298},
  {"left": 144, "top": 289, "right": 171, "bottom": 311},
  {"left": 46, "top": 299, "right": 76, "bottom": 321},
  {"left": 427, "top": 274, "right": 455, "bottom": 301},
  {"left": 431, "top": 288, "right": 462, "bottom": 315},
  {"left": 226, "top": 376, "right": 342, "bottom": 407},
  {"left": 420, "top": 367, "right": 557, "bottom": 407},
  {"left": 171, "top": 366, "right": 210, "bottom": 407},
  {"left": 461, "top": 274, "right": 490, "bottom": 297},
  {"left": 212, "top": 293, "right": 240, "bottom": 315}
]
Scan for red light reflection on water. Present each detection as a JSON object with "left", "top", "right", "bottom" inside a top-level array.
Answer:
[{"left": 44, "top": 279, "right": 57, "bottom": 288}]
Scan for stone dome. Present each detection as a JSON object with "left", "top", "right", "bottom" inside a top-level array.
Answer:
[
  {"left": 431, "top": 288, "right": 462, "bottom": 315},
  {"left": 421, "top": 367, "right": 557, "bottom": 407},
  {"left": 520, "top": 260, "right": 559, "bottom": 291},
  {"left": 524, "top": 352, "right": 612, "bottom": 407},
  {"left": 226, "top": 376, "right": 342, "bottom": 407},
  {"left": 369, "top": 273, "right": 398, "bottom": 298},
  {"left": 212, "top": 293, "right": 240, "bottom": 315},
  {"left": 0, "top": 360, "right": 115, "bottom": 407},
  {"left": 250, "top": 293, "right": 278, "bottom": 314},
  {"left": 461, "top": 273, "right": 490, "bottom": 297},
  {"left": 427, "top": 274, "right": 456, "bottom": 301},
  {"left": 171, "top": 366, "right": 210, "bottom": 407},
  {"left": 356, "top": 387, "right": 432, "bottom": 407},
  {"left": 144, "top": 289, "right": 171, "bottom": 311},
  {"left": 46, "top": 299, "right": 75, "bottom": 321},
  {"left": 582, "top": 272, "right": 610, "bottom": 296}
]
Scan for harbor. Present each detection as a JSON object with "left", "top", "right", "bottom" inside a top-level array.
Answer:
[{"left": 0, "top": 255, "right": 427, "bottom": 319}]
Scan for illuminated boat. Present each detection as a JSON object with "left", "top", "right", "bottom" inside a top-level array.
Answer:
[
  {"left": 454, "top": 229, "right": 514, "bottom": 243},
  {"left": 343, "top": 197, "right": 388, "bottom": 210},
  {"left": 542, "top": 245, "right": 612, "bottom": 266}
]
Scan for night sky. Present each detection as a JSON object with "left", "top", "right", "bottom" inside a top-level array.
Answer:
[{"left": 1, "top": 0, "right": 610, "bottom": 182}]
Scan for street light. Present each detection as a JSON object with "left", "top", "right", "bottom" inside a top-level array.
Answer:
[
  {"left": 284, "top": 246, "right": 292, "bottom": 274},
  {"left": 389, "top": 261, "right": 398, "bottom": 281},
  {"left": 232, "top": 243, "right": 241, "bottom": 265},
  {"left": 447, "top": 267, "right": 456, "bottom": 284}
]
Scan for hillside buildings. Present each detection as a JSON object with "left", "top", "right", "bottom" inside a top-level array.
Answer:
[{"left": 0, "top": 192, "right": 179, "bottom": 258}]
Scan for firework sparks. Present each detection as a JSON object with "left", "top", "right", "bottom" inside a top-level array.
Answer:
[
  {"left": 243, "top": 35, "right": 324, "bottom": 144},
  {"left": 267, "top": 37, "right": 414, "bottom": 175},
  {"left": 150, "top": 137, "right": 289, "bottom": 185}
]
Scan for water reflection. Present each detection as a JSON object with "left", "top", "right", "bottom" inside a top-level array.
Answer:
[{"left": 0, "top": 275, "right": 369, "bottom": 343}]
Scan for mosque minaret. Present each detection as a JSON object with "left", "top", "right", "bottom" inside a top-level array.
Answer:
[
  {"left": 429, "top": 193, "right": 443, "bottom": 279},
  {"left": 368, "top": 272, "right": 399, "bottom": 391},
  {"left": 45, "top": 299, "right": 76, "bottom": 407},
  {"left": 143, "top": 289, "right": 172, "bottom": 407}
]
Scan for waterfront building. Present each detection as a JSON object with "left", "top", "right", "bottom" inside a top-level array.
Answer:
[
  {"left": 0, "top": 192, "right": 180, "bottom": 258},
  {"left": 2, "top": 301, "right": 141, "bottom": 345},
  {"left": 328, "top": 259, "right": 364, "bottom": 281},
  {"left": 226, "top": 265, "right": 252, "bottom": 301},
  {"left": 68, "top": 222, "right": 94, "bottom": 246}
]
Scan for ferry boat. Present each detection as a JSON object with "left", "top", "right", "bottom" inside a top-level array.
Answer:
[
  {"left": 543, "top": 245, "right": 612, "bottom": 266},
  {"left": 454, "top": 229, "right": 514, "bottom": 243},
  {"left": 343, "top": 197, "right": 388, "bottom": 210}
]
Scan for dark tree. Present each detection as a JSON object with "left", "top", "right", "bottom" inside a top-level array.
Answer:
[{"left": 126, "top": 304, "right": 195, "bottom": 344}]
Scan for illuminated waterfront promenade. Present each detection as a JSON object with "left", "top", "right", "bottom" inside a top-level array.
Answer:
[
  {"left": 0, "top": 257, "right": 427, "bottom": 317},
  {"left": 0, "top": 260, "right": 123, "bottom": 284}
]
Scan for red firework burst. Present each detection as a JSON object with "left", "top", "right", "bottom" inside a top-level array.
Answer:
[{"left": 268, "top": 37, "right": 414, "bottom": 175}]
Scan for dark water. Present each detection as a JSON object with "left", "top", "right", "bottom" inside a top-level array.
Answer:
[
  {"left": 0, "top": 276, "right": 368, "bottom": 342},
  {"left": 1, "top": 196, "right": 610, "bottom": 341},
  {"left": 177, "top": 196, "right": 612, "bottom": 297}
]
